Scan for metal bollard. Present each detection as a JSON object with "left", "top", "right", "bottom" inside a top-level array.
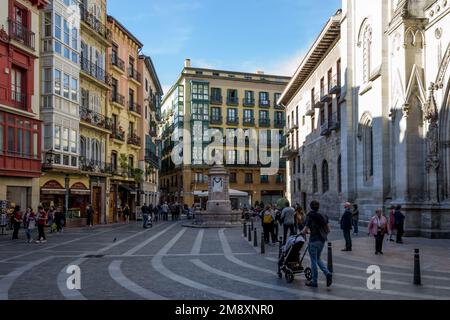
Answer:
[
  {"left": 243, "top": 222, "right": 247, "bottom": 238},
  {"left": 261, "top": 232, "right": 265, "bottom": 254},
  {"left": 414, "top": 249, "right": 421, "bottom": 285},
  {"left": 248, "top": 225, "right": 252, "bottom": 242},
  {"left": 254, "top": 228, "right": 258, "bottom": 247},
  {"left": 251, "top": 219, "right": 254, "bottom": 231},
  {"left": 327, "top": 242, "right": 333, "bottom": 273}
]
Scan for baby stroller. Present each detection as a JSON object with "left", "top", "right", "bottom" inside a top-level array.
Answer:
[{"left": 277, "top": 234, "right": 312, "bottom": 283}]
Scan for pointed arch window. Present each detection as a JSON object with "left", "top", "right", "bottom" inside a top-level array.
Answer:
[
  {"left": 363, "top": 25, "right": 373, "bottom": 83},
  {"left": 312, "top": 164, "right": 318, "bottom": 194}
]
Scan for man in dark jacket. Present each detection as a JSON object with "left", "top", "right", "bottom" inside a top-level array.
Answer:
[
  {"left": 301, "top": 201, "right": 332, "bottom": 288},
  {"left": 141, "top": 204, "right": 149, "bottom": 228},
  {"left": 394, "top": 205, "right": 405, "bottom": 244},
  {"left": 340, "top": 202, "right": 353, "bottom": 251},
  {"left": 86, "top": 204, "right": 94, "bottom": 227}
]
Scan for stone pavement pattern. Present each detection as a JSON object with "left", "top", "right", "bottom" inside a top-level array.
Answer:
[{"left": 0, "top": 219, "right": 449, "bottom": 300}]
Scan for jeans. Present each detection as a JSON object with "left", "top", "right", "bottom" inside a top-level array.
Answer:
[
  {"left": 25, "top": 228, "right": 33, "bottom": 241},
  {"left": 143, "top": 214, "right": 148, "bottom": 228},
  {"left": 308, "top": 241, "right": 331, "bottom": 286},
  {"left": 343, "top": 230, "right": 352, "bottom": 249},
  {"left": 375, "top": 232, "right": 384, "bottom": 253},
  {"left": 352, "top": 219, "right": 359, "bottom": 234},
  {"left": 283, "top": 224, "right": 295, "bottom": 245}
]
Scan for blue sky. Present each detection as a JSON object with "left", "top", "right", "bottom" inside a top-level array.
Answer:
[{"left": 108, "top": 0, "right": 341, "bottom": 94}]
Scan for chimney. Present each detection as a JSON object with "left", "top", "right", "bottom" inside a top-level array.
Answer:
[{"left": 185, "top": 59, "right": 191, "bottom": 68}]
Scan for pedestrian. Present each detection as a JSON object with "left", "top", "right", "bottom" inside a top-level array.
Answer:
[
  {"left": 0, "top": 211, "right": 7, "bottom": 235},
  {"left": 123, "top": 204, "right": 130, "bottom": 224},
  {"left": 301, "top": 201, "right": 333, "bottom": 288},
  {"left": 47, "top": 206, "right": 55, "bottom": 233},
  {"left": 162, "top": 202, "right": 169, "bottom": 221},
  {"left": 352, "top": 204, "right": 359, "bottom": 235},
  {"left": 36, "top": 206, "right": 47, "bottom": 243},
  {"left": 262, "top": 205, "right": 276, "bottom": 245},
  {"left": 281, "top": 201, "right": 296, "bottom": 245},
  {"left": 11, "top": 206, "right": 22, "bottom": 240},
  {"left": 368, "top": 209, "right": 390, "bottom": 255},
  {"left": 295, "top": 206, "right": 305, "bottom": 233},
  {"left": 388, "top": 205, "right": 396, "bottom": 242},
  {"left": 394, "top": 205, "right": 405, "bottom": 244},
  {"left": 142, "top": 203, "right": 149, "bottom": 228},
  {"left": 23, "top": 207, "right": 36, "bottom": 243},
  {"left": 340, "top": 202, "right": 353, "bottom": 251},
  {"left": 86, "top": 204, "right": 94, "bottom": 227},
  {"left": 54, "top": 207, "right": 64, "bottom": 233}
]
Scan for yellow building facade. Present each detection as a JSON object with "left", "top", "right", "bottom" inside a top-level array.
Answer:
[
  {"left": 106, "top": 15, "right": 143, "bottom": 222},
  {"left": 160, "top": 60, "right": 290, "bottom": 208}
]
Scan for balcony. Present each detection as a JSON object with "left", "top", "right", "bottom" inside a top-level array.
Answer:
[
  {"left": 210, "top": 116, "right": 223, "bottom": 125},
  {"left": 243, "top": 98, "right": 255, "bottom": 107},
  {"left": 148, "top": 94, "right": 157, "bottom": 111},
  {"left": 127, "top": 132, "right": 141, "bottom": 147},
  {"left": 149, "top": 122, "right": 158, "bottom": 137},
  {"left": 128, "top": 101, "right": 142, "bottom": 116},
  {"left": 10, "top": 90, "right": 27, "bottom": 111},
  {"left": 79, "top": 157, "right": 112, "bottom": 175},
  {"left": 320, "top": 87, "right": 332, "bottom": 103},
  {"left": 305, "top": 101, "right": 314, "bottom": 116},
  {"left": 145, "top": 151, "right": 159, "bottom": 169},
  {"left": 128, "top": 68, "right": 142, "bottom": 84},
  {"left": 226, "top": 117, "right": 239, "bottom": 125},
  {"left": 210, "top": 95, "right": 223, "bottom": 105},
  {"left": 328, "top": 73, "right": 341, "bottom": 95},
  {"left": 8, "top": 19, "right": 35, "bottom": 51},
  {"left": 320, "top": 123, "right": 332, "bottom": 137},
  {"left": 110, "top": 128, "right": 126, "bottom": 142},
  {"left": 226, "top": 97, "right": 239, "bottom": 106},
  {"left": 80, "top": 106, "right": 112, "bottom": 131},
  {"left": 111, "top": 55, "right": 125, "bottom": 72},
  {"left": 259, "top": 100, "right": 271, "bottom": 108},
  {"left": 259, "top": 118, "right": 271, "bottom": 128},
  {"left": 274, "top": 119, "right": 285, "bottom": 129},
  {"left": 329, "top": 112, "right": 341, "bottom": 131},
  {"left": 243, "top": 118, "right": 255, "bottom": 126},
  {"left": 314, "top": 93, "right": 323, "bottom": 108},
  {"left": 80, "top": 57, "right": 112, "bottom": 87},
  {"left": 282, "top": 146, "right": 298, "bottom": 159},
  {"left": 110, "top": 92, "right": 125, "bottom": 107},
  {"left": 79, "top": 4, "right": 111, "bottom": 43}
]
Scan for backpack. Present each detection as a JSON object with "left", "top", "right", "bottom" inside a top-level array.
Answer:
[{"left": 263, "top": 211, "right": 273, "bottom": 224}]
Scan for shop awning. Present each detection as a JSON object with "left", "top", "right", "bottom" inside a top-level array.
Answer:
[
  {"left": 41, "top": 188, "right": 65, "bottom": 195},
  {"left": 119, "top": 185, "right": 137, "bottom": 195},
  {"left": 70, "top": 189, "right": 90, "bottom": 195}
]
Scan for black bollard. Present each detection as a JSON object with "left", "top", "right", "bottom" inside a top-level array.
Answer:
[
  {"left": 327, "top": 242, "right": 333, "bottom": 273},
  {"left": 248, "top": 225, "right": 252, "bottom": 242},
  {"left": 243, "top": 222, "right": 247, "bottom": 238},
  {"left": 251, "top": 219, "right": 254, "bottom": 231},
  {"left": 414, "top": 249, "right": 421, "bottom": 285},
  {"left": 261, "top": 232, "right": 265, "bottom": 254},
  {"left": 254, "top": 228, "right": 258, "bottom": 247}
]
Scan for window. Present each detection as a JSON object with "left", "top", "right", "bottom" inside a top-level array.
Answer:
[
  {"left": 261, "top": 175, "right": 269, "bottom": 183},
  {"left": 44, "top": 12, "right": 52, "bottom": 37},
  {"left": 312, "top": 164, "right": 318, "bottom": 193},
  {"left": 227, "top": 108, "right": 237, "bottom": 121},
  {"left": 259, "top": 110, "right": 269, "bottom": 120},
  {"left": 55, "top": 14, "right": 62, "bottom": 40},
  {"left": 230, "top": 172, "right": 237, "bottom": 183},
  {"left": 363, "top": 25, "right": 373, "bottom": 83},
  {"left": 111, "top": 152, "right": 118, "bottom": 171},
  {"left": 54, "top": 70, "right": 62, "bottom": 96},
  {"left": 244, "top": 109, "right": 254, "bottom": 122},
  {"left": 129, "top": 89, "right": 134, "bottom": 106},
  {"left": 54, "top": 126, "right": 61, "bottom": 150},
  {"left": 211, "top": 107, "right": 221, "bottom": 121},
  {"left": 227, "top": 149, "right": 236, "bottom": 164},
  {"left": 63, "top": 74, "right": 70, "bottom": 99},
  {"left": 322, "top": 160, "right": 329, "bottom": 193},
  {"left": 71, "top": 78, "right": 78, "bottom": 101},
  {"left": 362, "top": 117, "right": 374, "bottom": 180},
  {"left": 62, "top": 128, "right": 69, "bottom": 152},
  {"left": 259, "top": 92, "right": 269, "bottom": 106},
  {"left": 275, "top": 111, "right": 283, "bottom": 123},
  {"left": 274, "top": 93, "right": 281, "bottom": 106},
  {"left": 244, "top": 90, "right": 254, "bottom": 104},
  {"left": 11, "top": 67, "right": 23, "bottom": 103},
  {"left": 70, "top": 129, "right": 77, "bottom": 153},
  {"left": 63, "top": 19, "right": 70, "bottom": 45},
  {"left": 42, "top": 68, "right": 51, "bottom": 94},
  {"left": 211, "top": 88, "right": 221, "bottom": 102},
  {"left": 227, "top": 89, "right": 238, "bottom": 104},
  {"left": 192, "top": 82, "right": 209, "bottom": 101},
  {"left": 245, "top": 173, "right": 253, "bottom": 183},
  {"left": 71, "top": 27, "right": 78, "bottom": 50},
  {"left": 298, "top": 156, "right": 301, "bottom": 173}
]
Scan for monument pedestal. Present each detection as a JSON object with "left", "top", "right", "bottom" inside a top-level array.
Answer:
[{"left": 184, "top": 164, "right": 241, "bottom": 228}]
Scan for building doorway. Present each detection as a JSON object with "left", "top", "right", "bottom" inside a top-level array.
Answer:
[{"left": 92, "top": 187, "right": 101, "bottom": 225}]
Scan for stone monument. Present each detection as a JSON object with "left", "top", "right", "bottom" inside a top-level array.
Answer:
[{"left": 185, "top": 164, "right": 240, "bottom": 228}]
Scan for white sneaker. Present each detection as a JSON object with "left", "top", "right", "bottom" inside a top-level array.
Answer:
[
  {"left": 41, "top": 240, "right": 47, "bottom": 243},
  {"left": 35, "top": 240, "right": 41, "bottom": 244}
]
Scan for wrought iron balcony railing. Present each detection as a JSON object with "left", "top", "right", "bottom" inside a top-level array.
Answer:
[
  {"left": 80, "top": 57, "right": 112, "bottom": 86},
  {"left": 226, "top": 117, "right": 239, "bottom": 125},
  {"left": 110, "top": 128, "right": 126, "bottom": 141},
  {"left": 210, "top": 95, "right": 223, "bottom": 105},
  {"left": 128, "top": 67, "right": 141, "bottom": 83},
  {"left": 8, "top": 19, "right": 35, "bottom": 50},
  {"left": 274, "top": 119, "right": 285, "bottom": 128},
  {"left": 111, "top": 54, "right": 125, "bottom": 71},
  {"left": 11, "top": 90, "right": 27, "bottom": 110},
  {"left": 243, "top": 118, "right": 255, "bottom": 126},
  {"left": 79, "top": 157, "right": 112, "bottom": 174},
  {"left": 328, "top": 73, "right": 341, "bottom": 95},
  {"left": 79, "top": 4, "right": 111, "bottom": 41},
  {"left": 128, "top": 101, "right": 142, "bottom": 115},
  {"left": 127, "top": 132, "right": 141, "bottom": 147},
  {"left": 259, "top": 100, "right": 271, "bottom": 108},
  {"left": 210, "top": 115, "right": 223, "bottom": 125},
  {"left": 80, "top": 106, "right": 112, "bottom": 131},
  {"left": 226, "top": 96, "right": 239, "bottom": 106},
  {"left": 110, "top": 92, "right": 125, "bottom": 106},
  {"left": 243, "top": 98, "right": 255, "bottom": 107},
  {"left": 259, "top": 118, "right": 271, "bottom": 127}
]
